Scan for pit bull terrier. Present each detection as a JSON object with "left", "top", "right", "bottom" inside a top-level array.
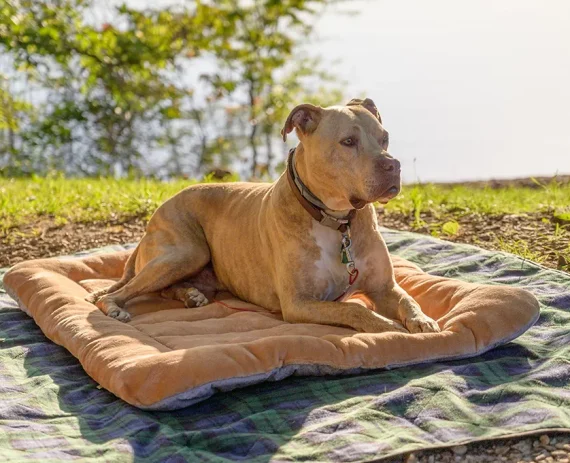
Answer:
[{"left": 87, "top": 98, "right": 440, "bottom": 334}]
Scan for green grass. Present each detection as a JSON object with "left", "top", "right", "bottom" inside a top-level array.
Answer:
[
  {"left": 387, "top": 181, "right": 570, "bottom": 217},
  {"left": 0, "top": 175, "right": 239, "bottom": 232},
  {"left": 494, "top": 238, "right": 548, "bottom": 264},
  {"left": 0, "top": 177, "right": 188, "bottom": 231},
  {"left": 1, "top": 176, "right": 569, "bottom": 233}
]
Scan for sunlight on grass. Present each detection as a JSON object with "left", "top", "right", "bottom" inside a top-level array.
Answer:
[
  {"left": 494, "top": 238, "right": 548, "bottom": 264},
  {"left": 0, "top": 177, "right": 195, "bottom": 232},
  {"left": 1, "top": 177, "right": 570, "bottom": 233},
  {"left": 385, "top": 182, "right": 570, "bottom": 216}
]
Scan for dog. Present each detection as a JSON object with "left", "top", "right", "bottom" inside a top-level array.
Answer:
[{"left": 87, "top": 98, "right": 440, "bottom": 334}]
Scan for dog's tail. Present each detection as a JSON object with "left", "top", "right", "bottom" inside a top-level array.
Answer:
[{"left": 85, "top": 245, "right": 139, "bottom": 303}]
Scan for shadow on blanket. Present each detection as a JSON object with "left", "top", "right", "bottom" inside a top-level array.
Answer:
[{"left": 17, "top": 327, "right": 539, "bottom": 463}]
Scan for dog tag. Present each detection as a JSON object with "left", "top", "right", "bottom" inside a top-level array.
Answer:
[
  {"left": 341, "top": 247, "right": 349, "bottom": 264},
  {"left": 340, "top": 234, "right": 352, "bottom": 264}
]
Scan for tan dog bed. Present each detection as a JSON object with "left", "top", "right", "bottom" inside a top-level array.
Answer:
[{"left": 3, "top": 250, "right": 539, "bottom": 410}]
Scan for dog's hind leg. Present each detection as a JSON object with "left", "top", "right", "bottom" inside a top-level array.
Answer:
[
  {"left": 161, "top": 283, "right": 210, "bottom": 308},
  {"left": 96, "top": 234, "right": 211, "bottom": 322},
  {"left": 160, "top": 265, "right": 221, "bottom": 308},
  {"left": 85, "top": 245, "right": 139, "bottom": 304}
]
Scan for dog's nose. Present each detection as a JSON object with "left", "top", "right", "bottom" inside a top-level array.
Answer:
[{"left": 379, "top": 157, "right": 400, "bottom": 172}]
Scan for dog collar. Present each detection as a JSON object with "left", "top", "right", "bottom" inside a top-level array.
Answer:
[{"left": 286, "top": 147, "right": 355, "bottom": 233}]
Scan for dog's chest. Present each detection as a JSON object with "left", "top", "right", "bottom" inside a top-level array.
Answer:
[{"left": 310, "top": 223, "right": 364, "bottom": 300}]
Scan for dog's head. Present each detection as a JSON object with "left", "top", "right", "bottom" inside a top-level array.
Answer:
[{"left": 281, "top": 98, "right": 400, "bottom": 211}]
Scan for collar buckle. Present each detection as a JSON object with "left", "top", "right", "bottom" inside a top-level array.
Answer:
[{"left": 319, "top": 212, "right": 349, "bottom": 231}]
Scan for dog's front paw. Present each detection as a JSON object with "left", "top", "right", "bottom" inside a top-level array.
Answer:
[
  {"left": 184, "top": 288, "right": 209, "bottom": 308},
  {"left": 107, "top": 306, "right": 132, "bottom": 323},
  {"left": 404, "top": 315, "right": 440, "bottom": 334},
  {"left": 363, "top": 315, "right": 409, "bottom": 334},
  {"left": 85, "top": 290, "right": 105, "bottom": 304},
  {"left": 96, "top": 297, "right": 131, "bottom": 322}
]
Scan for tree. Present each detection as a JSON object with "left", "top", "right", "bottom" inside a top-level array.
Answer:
[
  {"left": 203, "top": 0, "right": 344, "bottom": 178},
  {"left": 0, "top": 73, "right": 34, "bottom": 175},
  {"left": 0, "top": 0, "right": 345, "bottom": 178}
]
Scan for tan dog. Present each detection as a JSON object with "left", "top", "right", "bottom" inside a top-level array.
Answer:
[{"left": 87, "top": 98, "right": 440, "bottom": 334}]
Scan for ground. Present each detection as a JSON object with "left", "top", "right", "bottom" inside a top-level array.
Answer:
[
  {"left": 400, "top": 433, "right": 570, "bottom": 463},
  {"left": 380, "top": 210, "right": 570, "bottom": 272},
  {"left": 1, "top": 175, "right": 569, "bottom": 462}
]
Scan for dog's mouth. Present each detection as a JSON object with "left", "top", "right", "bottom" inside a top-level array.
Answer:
[
  {"left": 349, "top": 185, "right": 400, "bottom": 209},
  {"left": 349, "top": 197, "right": 368, "bottom": 209},
  {"left": 376, "top": 185, "right": 401, "bottom": 204}
]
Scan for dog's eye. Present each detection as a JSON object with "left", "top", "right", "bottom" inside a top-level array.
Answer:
[
  {"left": 382, "top": 134, "right": 389, "bottom": 149},
  {"left": 341, "top": 138, "right": 356, "bottom": 147}
]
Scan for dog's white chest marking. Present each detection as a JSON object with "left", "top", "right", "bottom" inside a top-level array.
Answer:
[{"left": 310, "top": 222, "right": 360, "bottom": 300}]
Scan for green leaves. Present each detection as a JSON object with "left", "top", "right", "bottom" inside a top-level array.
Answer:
[
  {"left": 441, "top": 220, "right": 460, "bottom": 236},
  {"left": 0, "top": 84, "right": 33, "bottom": 131},
  {"left": 554, "top": 211, "right": 570, "bottom": 224},
  {"left": 0, "top": 0, "right": 343, "bottom": 178}
]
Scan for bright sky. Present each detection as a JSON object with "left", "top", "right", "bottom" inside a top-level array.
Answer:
[{"left": 314, "top": 0, "right": 570, "bottom": 182}]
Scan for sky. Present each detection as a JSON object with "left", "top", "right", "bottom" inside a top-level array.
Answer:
[{"left": 313, "top": 0, "right": 570, "bottom": 182}]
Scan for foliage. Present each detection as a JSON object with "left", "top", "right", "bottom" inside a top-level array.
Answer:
[
  {"left": 441, "top": 220, "right": 460, "bottom": 237},
  {"left": 0, "top": 0, "right": 343, "bottom": 178},
  {"left": 202, "top": 0, "right": 344, "bottom": 177},
  {"left": 0, "top": 73, "right": 35, "bottom": 175}
]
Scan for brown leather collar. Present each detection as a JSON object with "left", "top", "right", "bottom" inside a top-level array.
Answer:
[{"left": 286, "top": 148, "right": 355, "bottom": 233}]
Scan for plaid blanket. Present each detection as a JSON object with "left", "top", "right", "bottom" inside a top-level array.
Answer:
[{"left": 1, "top": 229, "right": 569, "bottom": 462}]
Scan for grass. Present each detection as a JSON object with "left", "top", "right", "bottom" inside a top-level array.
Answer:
[
  {"left": 2, "top": 177, "right": 570, "bottom": 232},
  {"left": 494, "top": 238, "right": 548, "bottom": 264},
  {"left": 0, "top": 176, "right": 222, "bottom": 232},
  {"left": 1, "top": 175, "right": 569, "bottom": 270},
  {"left": 387, "top": 181, "right": 570, "bottom": 217}
]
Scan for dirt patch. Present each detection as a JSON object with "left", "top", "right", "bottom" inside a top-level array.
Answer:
[
  {"left": 379, "top": 210, "right": 570, "bottom": 272},
  {"left": 0, "top": 218, "right": 147, "bottom": 268},
  {"left": 400, "top": 432, "right": 570, "bottom": 463}
]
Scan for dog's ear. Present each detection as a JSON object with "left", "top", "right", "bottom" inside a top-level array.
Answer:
[
  {"left": 281, "top": 104, "right": 323, "bottom": 142},
  {"left": 346, "top": 98, "right": 382, "bottom": 124}
]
